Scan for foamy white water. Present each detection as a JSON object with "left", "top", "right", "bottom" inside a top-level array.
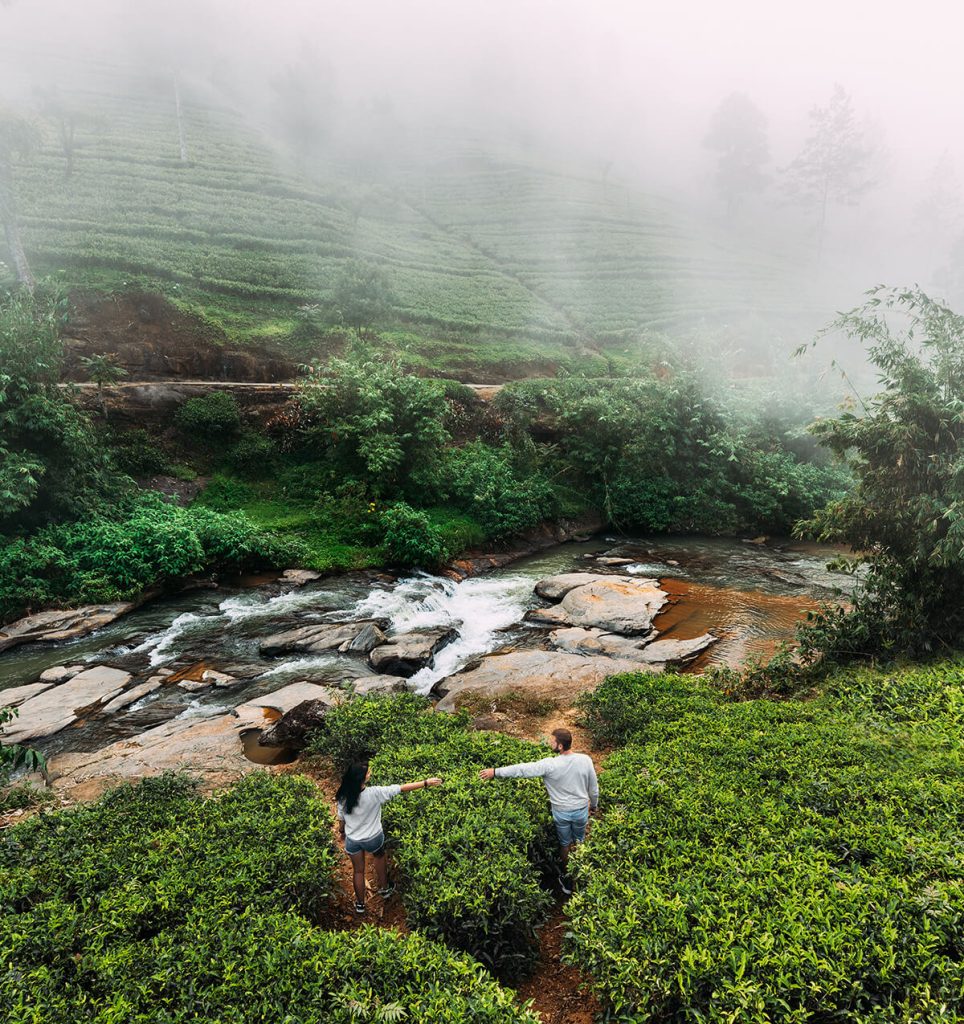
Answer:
[
  {"left": 218, "top": 586, "right": 342, "bottom": 623},
  {"left": 348, "top": 572, "right": 537, "bottom": 693}
]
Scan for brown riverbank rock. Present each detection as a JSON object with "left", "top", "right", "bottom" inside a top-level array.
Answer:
[
  {"left": 433, "top": 650, "right": 651, "bottom": 712},
  {"left": 549, "top": 627, "right": 717, "bottom": 664},
  {"left": 0, "top": 603, "right": 139, "bottom": 653}
]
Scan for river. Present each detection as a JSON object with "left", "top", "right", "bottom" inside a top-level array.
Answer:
[{"left": 0, "top": 535, "right": 849, "bottom": 761}]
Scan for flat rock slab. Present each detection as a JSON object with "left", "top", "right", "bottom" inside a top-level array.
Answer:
[
  {"left": 48, "top": 683, "right": 341, "bottom": 800},
  {"left": 549, "top": 627, "right": 715, "bottom": 664},
  {"left": 0, "top": 603, "right": 139, "bottom": 653},
  {"left": 3, "top": 666, "right": 133, "bottom": 744},
  {"left": 369, "top": 628, "right": 457, "bottom": 678},
  {"left": 0, "top": 682, "right": 53, "bottom": 708},
  {"left": 39, "top": 664, "right": 85, "bottom": 684},
  {"left": 433, "top": 650, "right": 653, "bottom": 712},
  {"left": 259, "top": 621, "right": 381, "bottom": 655}
]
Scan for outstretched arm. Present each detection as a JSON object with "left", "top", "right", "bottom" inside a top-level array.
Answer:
[
  {"left": 400, "top": 777, "right": 442, "bottom": 793},
  {"left": 479, "top": 758, "right": 554, "bottom": 781}
]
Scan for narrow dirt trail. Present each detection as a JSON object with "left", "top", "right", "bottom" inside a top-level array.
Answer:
[{"left": 290, "top": 705, "right": 607, "bottom": 1022}]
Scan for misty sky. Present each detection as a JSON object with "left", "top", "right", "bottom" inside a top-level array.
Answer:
[{"left": 3, "top": 0, "right": 962, "bottom": 183}]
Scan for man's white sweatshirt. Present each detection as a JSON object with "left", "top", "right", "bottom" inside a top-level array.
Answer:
[{"left": 494, "top": 752, "right": 599, "bottom": 811}]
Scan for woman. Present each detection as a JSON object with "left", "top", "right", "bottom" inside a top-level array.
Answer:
[{"left": 336, "top": 760, "right": 442, "bottom": 914}]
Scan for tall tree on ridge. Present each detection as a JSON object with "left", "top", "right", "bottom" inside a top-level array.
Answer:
[{"left": 0, "top": 107, "right": 36, "bottom": 292}]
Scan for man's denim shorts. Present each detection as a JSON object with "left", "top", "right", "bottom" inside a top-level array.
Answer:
[
  {"left": 552, "top": 807, "right": 589, "bottom": 846},
  {"left": 344, "top": 830, "right": 386, "bottom": 855}
]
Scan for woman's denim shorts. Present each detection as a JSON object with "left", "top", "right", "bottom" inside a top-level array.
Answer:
[
  {"left": 344, "top": 830, "right": 386, "bottom": 855},
  {"left": 552, "top": 807, "right": 589, "bottom": 846}
]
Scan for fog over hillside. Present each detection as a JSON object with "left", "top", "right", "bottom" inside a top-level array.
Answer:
[{"left": 2, "top": 0, "right": 963, "bottom": 377}]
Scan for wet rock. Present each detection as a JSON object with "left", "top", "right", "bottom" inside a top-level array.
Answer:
[
  {"left": 343, "top": 675, "right": 409, "bottom": 696},
  {"left": 368, "top": 628, "right": 457, "bottom": 678},
  {"left": 0, "top": 682, "right": 52, "bottom": 707},
  {"left": 201, "top": 668, "right": 236, "bottom": 687},
  {"left": 524, "top": 605, "right": 572, "bottom": 627},
  {"left": 260, "top": 621, "right": 382, "bottom": 656},
  {"left": 634, "top": 634, "right": 717, "bottom": 663},
  {"left": 3, "top": 666, "right": 133, "bottom": 743},
  {"left": 433, "top": 650, "right": 651, "bottom": 712},
  {"left": 259, "top": 698, "right": 333, "bottom": 749},
  {"left": 280, "top": 568, "right": 323, "bottom": 586},
  {"left": 38, "top": 664, "right": 85, "bottom": 685},
  {"left": 0, "top": 603, "right": 139, "bottom": 653},
  {"left": 338, "top": 622, "right": 387, "bottom": 654},
  {"left": 596, "top": 557, "right": 636, "bottom": 566},
  {"left": 101, "top": 678, "right": 164, "bottom": 714},
  {"left": 178, "top": 679, "right": 210, "bottom": 692}
]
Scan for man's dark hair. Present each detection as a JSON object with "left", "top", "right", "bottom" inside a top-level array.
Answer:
[{"left": 551, "top": 728, "right": 573, "bottom": 751}]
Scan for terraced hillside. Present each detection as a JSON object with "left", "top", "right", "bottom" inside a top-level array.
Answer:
[{"left": 8, "top": 66, "right": 818, "bottom": 373}]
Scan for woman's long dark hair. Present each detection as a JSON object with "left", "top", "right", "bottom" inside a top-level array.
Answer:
[{"left": 336, "top": 761, "right": 368, "bottom": 815}]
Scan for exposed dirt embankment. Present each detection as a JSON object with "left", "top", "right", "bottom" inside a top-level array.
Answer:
[{"left": 63, "top": 291, "right": 298, "bottom": 383}]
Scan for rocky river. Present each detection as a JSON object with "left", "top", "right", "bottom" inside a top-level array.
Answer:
[{"left": 0, "top": 535, "right": 848, "bottom": 801}]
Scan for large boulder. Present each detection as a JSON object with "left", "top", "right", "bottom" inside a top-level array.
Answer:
[
  {"left": 259, "top": 698, "right": 333, "bottom": 750},
  {"left": 556, "top": 578, "right": 667, "bottom": 634},
  {"left": 339, "top": 622, "right": 387, "bottom": 654},
  {"left": 433, "top": 650, "right": 652, "bottom": 712},
  {"left": 2, "top": 666, "right": 133, "bottom": 743},
  {"left": 259, "top": 620, "right": 383, "bottom": 656},
  {"left": 534, "top": 573, "right": 617, "bottom": 601},
  {"left": 368, "top": 628, "right": 457, "bottom": 678},
  {"left": 0, "top": 603, "right": 138, "bottom": 653},
  {"left": 343, "top": 675, "right": 410, "bottom": 696}
]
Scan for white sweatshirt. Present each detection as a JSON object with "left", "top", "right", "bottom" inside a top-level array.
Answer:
[
  {"left": 494, "top": 752, "right": 599, "bottom": 812},
  {"left": 337, "top": 784, "right": 401, "bottom": 841}
]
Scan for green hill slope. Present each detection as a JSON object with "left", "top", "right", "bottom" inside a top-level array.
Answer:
[{"left": 7, "top": 68, "right": 817, "bottom": 374}]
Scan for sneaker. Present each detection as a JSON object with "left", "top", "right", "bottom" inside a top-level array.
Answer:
[
  {"left": 377, "top": 882, "right": 396, "bottom": 898},
  {"left": 353, "top": 900, "right": 367, "bottom": 915},
  {"left": 558, "top": 873, "right": 573, "bottom": 896}
]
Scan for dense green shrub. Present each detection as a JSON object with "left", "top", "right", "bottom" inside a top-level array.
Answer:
[
  {"left": 568, "top": 670, "right": 964, "bottom": 1022},
  {"left": 175, "top": 390, "right": 242, "bottom": 439},
  {"left": 380, "top": 501, "right": 450, "bottom": 567},
  {"left": 0, "top": 495, "right": 300, "bottom": 620},
  {"left": 110, "top": 426, "right": 170, "bottom": 476},
  {"left": 0, "top": 287, "right": 122, "bottom": 532},
  {"left": 798, "top": 288, "right": 964, "bottom": 659},
  {"left": 0, "top": 772, "right": 536, "bottom": 1022},
  {"left": 226, "top": 430, "right": 277, "bottom": 472},
  {"left": 308, "top": 695, "right": 556, "bottom": 976}
]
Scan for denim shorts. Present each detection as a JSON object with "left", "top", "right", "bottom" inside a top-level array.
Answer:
[
  {"left": 344, "top": 830, "right": 386, "bottom": 855},
  {"left": 552, "top": 807, "right": 589, "bottom": 847}
]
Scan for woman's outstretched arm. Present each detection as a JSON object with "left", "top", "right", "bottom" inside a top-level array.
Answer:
[{"left": 399, "top": 777, "right": 443, "bottom": 793}]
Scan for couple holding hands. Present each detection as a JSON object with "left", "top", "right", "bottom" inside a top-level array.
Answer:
[{"left": 336, "top": 727, "right": 599, "bottom": 913}]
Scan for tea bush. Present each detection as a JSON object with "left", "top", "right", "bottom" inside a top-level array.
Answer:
[
  {"left": 0, "top": 772, "right": 536, "bottom": 1022},
  {"left": 568, "top": 670, "right": 964, "bottom": 1022},
  {"left": 308, "top": 695, "right": 557, "bottom": 976}
]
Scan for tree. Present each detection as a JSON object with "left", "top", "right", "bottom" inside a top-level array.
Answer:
[
  {"left": 331, "top": 260, "right": 393, "bottom": 332},
  {"left": 783, "top": 84, "right": 879, "bottom": 262},
  {"left": 915, "top": 150, "right": 962, "bottom": 246},
  {"left": 703, "top": 92, "right": 769, "bottom": 215},
  {"left": 798, "top": 286, "right": 964, "bottom": 658},
  {"left": 0, "top": 107, "right": 36, "bottom": 292},
  {"left": 79, "top": 353, "right": 128, "bottom": 417},
  {"left": 36, "top": 88, "right": 102, "bottom": 180}
]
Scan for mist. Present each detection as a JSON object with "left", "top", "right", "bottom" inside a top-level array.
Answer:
[{"left": 3, "top": 0, "right": 964, "bottom": 378}]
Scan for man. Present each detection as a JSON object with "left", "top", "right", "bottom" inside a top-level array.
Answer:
[{"left": 479, "top": 727, "right": 598, "bottom": 894}]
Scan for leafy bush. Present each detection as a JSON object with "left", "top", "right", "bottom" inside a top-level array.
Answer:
[
  {"left": 308, "top": 695, "right": 556, "bottom": 976},
  {"left": 798, "top": 288, "right": 964, "bottom": 658},
  {"left": 110, "top": 426, "right": 170, "bottom": 476},
  {"left": 226, "top": 430, "right": 277, "bottom": 472},
  {"left": 0, "top": 495, "right": 300, "bottom": 620},
  {"left": 568, "top": 670, "right": 964, "bottom": 1022},
  {"left": 174, "top": 390, "right": 242, "bottom": 439},
  {"left": 380, "top": 501, "right": 450, "bottom": 567}
]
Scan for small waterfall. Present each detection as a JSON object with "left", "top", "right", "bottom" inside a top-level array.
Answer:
[{"left": 349, "top": 572, "right": 538, "bottom": 693}]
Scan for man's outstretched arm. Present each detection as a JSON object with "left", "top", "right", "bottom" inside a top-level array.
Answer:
[{"left": 479, "top": 758, "right": 554, "bottom": 781}]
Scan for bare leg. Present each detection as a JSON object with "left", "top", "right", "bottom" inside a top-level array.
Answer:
[
  {"left": 348, "top": 850, "right": 367, "bottom": 904},
  {"left": 372, "top": 848, "right": 388, "bottom": 890}
]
